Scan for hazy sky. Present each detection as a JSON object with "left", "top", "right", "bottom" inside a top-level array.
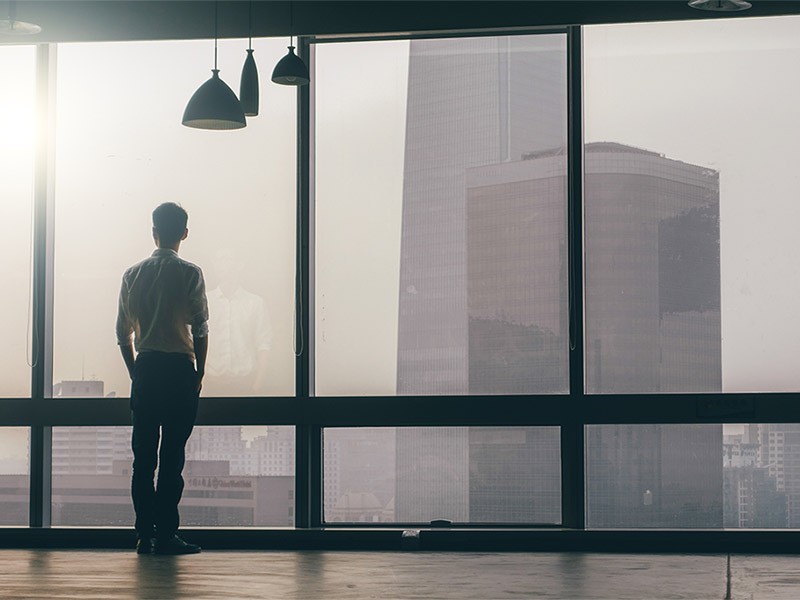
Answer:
[{"left": 4, "top": 14, "right": 800, "bottom": 465}]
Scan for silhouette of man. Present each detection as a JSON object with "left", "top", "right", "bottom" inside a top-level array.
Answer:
[{"left": 116, "top": 202, "right": 209, "bottom": 555}]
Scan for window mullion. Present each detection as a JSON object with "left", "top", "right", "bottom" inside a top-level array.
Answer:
[
  {"left": 562, "top": 25, "right": 586, "bottom": 530},
  {"left": 30, "top": 42, "right": 56, "bottom": 529}
]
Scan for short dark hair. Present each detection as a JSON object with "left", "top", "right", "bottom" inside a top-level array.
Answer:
[{"left": 152, "top": 202, "right": 188, "bottom": 245}]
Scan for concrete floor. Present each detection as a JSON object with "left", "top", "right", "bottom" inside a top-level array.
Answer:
[{"left": 0, "top": 550, "right": 798, "bottom": 599}]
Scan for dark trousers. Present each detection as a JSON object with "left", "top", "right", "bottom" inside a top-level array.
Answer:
[{"left": 130, "top": 351, "right": 199, "bottom": 540}]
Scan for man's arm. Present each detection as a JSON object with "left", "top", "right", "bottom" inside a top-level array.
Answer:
[
  {"left": 193, "top": 335, "right": 208, "bottom": 393},
  {"left": 116, "top": 274, "right": 136, "bottom": 380},
  {"left": 188, "top": 267, "right": 210, "bottom": 394},
  {"left": 119, "top": 344, "right": 136, "bottom": 380}
]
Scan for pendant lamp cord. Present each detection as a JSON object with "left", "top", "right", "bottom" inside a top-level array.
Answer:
[
  {"left": 248, "top": 0, "right": 253, "bottom": 50},
  {"left": 213, "top": 0, "right": 218, "bottom": 69}
]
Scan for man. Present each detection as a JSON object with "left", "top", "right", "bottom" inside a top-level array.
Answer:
[{"left": 116, "top": 202, "right": 209, "bottom": 555}]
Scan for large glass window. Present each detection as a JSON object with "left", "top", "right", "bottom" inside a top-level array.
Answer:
[
  {"left": 324, "top": 427, "right": 560, "bottom": 524},
  {"left": 52, "top": 426, "right": 295, "bottom": 527},
  {"left": 314, "top": 35, "right": 569, "bottom": 396},
  {"left": 0, "top": 45, "right": 35, "bottom": 397},
  {"left": 584, "top": 17, "right": 800, "bottom": 393},
  {"left": 53, "top": 39, "right": 296, "bottom": 399}
]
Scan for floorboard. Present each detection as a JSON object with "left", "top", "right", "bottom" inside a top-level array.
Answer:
[{"left": 0, "top": 549, "right": 798, "bottom": 599}]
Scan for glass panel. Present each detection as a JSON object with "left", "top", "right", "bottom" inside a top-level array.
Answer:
[
  {"left": 323, "top": 427, "right": 561, "bottom": 524},
  {"left": 586, "top": 425, "right": 723, "bottom": 528},
  {"left": 53, "top": 39, "right": 295, "bottom": 398},
  {"left": 52, "top": 426, "right": 295, "bottom": 527},
  {"left": 0, "top": 45, "right": 35, "bottom": 397},
  {"left": 584, "top": 17, "right": 800, "bottom": 393},
  {"left": 0, "top": 428, "right": 30, "bottom": 525},
  {"left": 315, "top": 35, "right": 569, "bottom": 396},
  {"left": 588, "top": 424, "right": 800, "bottom": 529}
]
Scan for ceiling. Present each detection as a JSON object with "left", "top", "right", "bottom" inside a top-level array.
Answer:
[{"left": 3, "top": 1, "right": 800, "bottom": 45}]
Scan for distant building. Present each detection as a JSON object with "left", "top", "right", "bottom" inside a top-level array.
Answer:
[
  {"left": 49, "top": 380, "right": 295, "bottom": 526},
  {"left": 396, "top": 35, "right": 567, "bottom": 396},
  {"left": 324, "top": 429, "right": 395, "bottom": 522},
  {"left": 723, "top": 426, "right": 787, "bottom": 528},
  {"left": 759, "top": 424, "right": 800, "bottom": 527},
  {"left": 52, "top": 380, "right": 131, "bottom": 476},
  {"left": 49, "top": 459, "right": 294, "bottom": 527},
  {"left": 395, "top": 34, "right": 568, "bottom": 524},
  {"left": 581, "top": 142, "right": 723, "bottom": 527}
]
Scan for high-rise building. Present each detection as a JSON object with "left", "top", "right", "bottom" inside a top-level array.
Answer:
[
  {"left": 581, "top": 142, "right": 723, "bottom": 527},
  {"left": 723, "top": 426, "right": 787, "bottom": 528},
  {"left": 759, "top": 423, "right": 800, "bottom": 527},
  {"left": 395, "top": 35, "right": 568, "bottom": 523},
  {"left": 396, "top": 35, "right": 567, "bottom": 396},
  {"left": 463, "top": 142, "right": 723, "bottom": 526}
]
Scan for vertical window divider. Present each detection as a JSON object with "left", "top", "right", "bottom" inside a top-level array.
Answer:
[
  {"left": 30, "top": 42, "right": 57, "bottom": 529},
  {"left": 562, "top": 25, "right": 586, "bottom": 530},
  {"left": 295, "top": 36, "right": 321, "bottom": 529}
]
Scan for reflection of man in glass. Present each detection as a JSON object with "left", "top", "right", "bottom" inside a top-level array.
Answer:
[
  {"left": 204, "top": 247, "right": 271, "bottom": 396},
  {"left": 116, "top": 202, "right": 208, "bottom": 555}
]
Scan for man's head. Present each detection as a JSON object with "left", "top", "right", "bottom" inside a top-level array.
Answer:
[{"left": 152, "top": 202, "right": 189, "bottom": 249}]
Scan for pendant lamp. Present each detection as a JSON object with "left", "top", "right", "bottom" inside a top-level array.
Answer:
[
  {"left": 272, "top": 2, "right": 309, "bottom": 86},
  {"left": 239, "top": 1, "right": 259, "bottom": 117},
  {"left": 272, "top": 37, "right": 310, "bottom": 86},
  {"left": 182, "top": 1, "right": 246, "bottom": 130},
  {"left": 0, "top": 1, "right": 41, "bottom": 35}
]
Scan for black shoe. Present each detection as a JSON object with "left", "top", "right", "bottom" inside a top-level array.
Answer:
[
  {"left": 153, "top": 535, "right": 201, "bottom": 555},
  {"left": 136, "top": 537, "right": 154, "bottom": 555}
]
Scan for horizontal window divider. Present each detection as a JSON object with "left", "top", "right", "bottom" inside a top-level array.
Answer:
[
  {"left": 0, "top": 400, "right": 31, "bottom": 426},
  {"left": 580, "top": 393, "right": 800, "bottom": 425},
  {"left": 1, "top": 393, "right": 800, "bottom": 426},
  {"left": 303, "top": 395, "right": 568, "bottom": 427}
]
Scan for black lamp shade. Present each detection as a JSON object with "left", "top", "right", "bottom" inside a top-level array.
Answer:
[
  {"left": 182, "top": 69, "right": 247, "bottom": 130},
  {"left": 272, "top": 46, "right": 310, "bottom": 86},
  {"left": 240, "top": 49, "right": 260, "bottom": 117}
]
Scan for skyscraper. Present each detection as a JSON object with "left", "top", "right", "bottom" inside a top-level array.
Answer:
[
  {"left": 396, "top": 35, "right": 567, "bottom": 396},
  {"left": 581, "top": 142, "right": 723, "bottom": 527},
  {"left": 395, "top": 34, "right": 568, "bottom": 523}
]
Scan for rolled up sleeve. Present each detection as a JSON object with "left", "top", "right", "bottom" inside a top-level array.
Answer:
[
  {"left": 189, "top": 268, "right": 209, "bottom": 338},
  {"left": 115, "top": 274, "right": 134, "bottom": 346}
]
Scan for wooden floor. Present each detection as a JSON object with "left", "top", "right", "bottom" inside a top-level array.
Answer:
[{"left": 0, "top": 549, "right": 799, "bottom": 599}]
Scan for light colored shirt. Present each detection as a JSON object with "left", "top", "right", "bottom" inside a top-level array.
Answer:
[
  {"left": 206, "top": 286, "right": 271, "bottom": 377},
  {"left": 116, "top": 248, "right": 209, "bottom": 358}
]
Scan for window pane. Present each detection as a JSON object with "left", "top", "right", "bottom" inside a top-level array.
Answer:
[
  {"left": 52, "top": 426, "right": 294, "bottom": 527},
  {"left": 53, "top": 39, "right": 295, "bottom": 398},
  {"left": 314, "top": 35, "right": 569, "bottom": 396},
  {"left": 0, "top": 46, "right": 35, "bottom": 397},
  {"left": 0, "top": 428, "right": 30, "bottom": 526},
  {"left": 584, "top": 17, "right": 800, "bottom": 393},
  {"left": 586, "top": 425, "right": 723, "bottom": 528},
  {"left": 324, "top": 427, "right": 560, "bottom": 524},
  {"left": 587, "top": 424, "right": 800, "bottom": 529}
]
